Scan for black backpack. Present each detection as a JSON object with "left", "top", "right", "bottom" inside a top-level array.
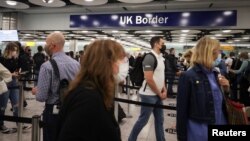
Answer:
[
  {"left": 33, "top": 53, "right": 45, "bottom": 70},
  {"left": 243, "top": 61, "right": 250, "bottom": 82},
  {"left": 50, "top": 59, "right": 69, "bottom": 108},
  {"left": 129, "top": 52, "right": 157, "bottom": 86}
]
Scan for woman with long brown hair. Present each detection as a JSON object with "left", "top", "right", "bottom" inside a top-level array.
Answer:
[{"left": 56, "top": 39, "right": 125, "bottom": 141}]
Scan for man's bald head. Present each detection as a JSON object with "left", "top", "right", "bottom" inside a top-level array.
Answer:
[{"left": 46, "top": 31, "right": 65, "bottom": 48}]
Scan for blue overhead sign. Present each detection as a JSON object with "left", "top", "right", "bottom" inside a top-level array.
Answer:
[{"left": 70, "top": 10, "right": 237, "bottom": 28}]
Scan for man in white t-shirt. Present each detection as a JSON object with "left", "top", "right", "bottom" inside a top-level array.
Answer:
[{"left": 129, "top": 36, "right": 167, "bottom": 141}]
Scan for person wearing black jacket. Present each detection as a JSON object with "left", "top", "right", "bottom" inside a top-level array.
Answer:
[
  {"left": 15, "top": 41, "right": 30, "bottom": 107},
  {"left": 165, "top": 48, "right": 178, "bottom": 98},
  {"left": 56, "top": 39, "right": 125, "bottom": 141}
]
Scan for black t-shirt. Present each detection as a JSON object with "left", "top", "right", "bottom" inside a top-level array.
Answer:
[
  {"left": 56, "top": 86, "right": 121, "bottom": 141},
  {"left": 0, "top": 57, "right": 19, "bottom": 73},
  {"left": 18, "top": 52, "right": 32, "bottom": 72},
  {"left": 33, "top": 52, "right": 46, "bottom": 71}
]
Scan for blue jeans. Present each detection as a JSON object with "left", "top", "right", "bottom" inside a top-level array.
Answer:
[
  {"left": 0, "top": 92, "right": 9, "bottom": 126},
  {"left": 0, "top": 79, "right": 19, "bottom": 126},
  {"left": 128, "top": 95, "right": 165, "bottom": 141}
]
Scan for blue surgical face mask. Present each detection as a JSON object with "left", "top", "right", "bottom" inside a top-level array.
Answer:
[{"left": 212, "top": 57, "right": 221, "bottom": 67}]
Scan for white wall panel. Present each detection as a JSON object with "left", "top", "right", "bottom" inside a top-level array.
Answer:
[{"left": 18, "top": 13, "right": 71, "bottom": 30}]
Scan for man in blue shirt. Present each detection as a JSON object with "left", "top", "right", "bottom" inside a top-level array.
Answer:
[{"left": 32, "top": 31, "right": 80, "bottom": 141}]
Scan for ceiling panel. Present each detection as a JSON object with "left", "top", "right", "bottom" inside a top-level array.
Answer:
[
  {"left": 86, "top": 6, "right": 125, "bottom": 12},
  {"left": 126, "top": 4, "right": 166, "bottom": 11},
  {"left": 0, "top": 0, "right": 249, "bottom": 14},
  {"left": 70, "top": 0, "right": 108, "bottom": 6},
  {"left": 118, "top": 0, "right": 153, "bottom": 4},
  {"left": 165, "top": 3, "right": 209, "bottom": 10},
  {"left": 29, "top": 0, "right": 66, "bottom": 7},
  {"left": 0, "top": 0, "right": 29, "bottom": 9},
  {"left": 213, "top": 1, "right": 250, "bottom": 8}
]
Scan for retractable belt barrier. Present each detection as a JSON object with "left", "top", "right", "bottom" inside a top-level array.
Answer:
[
  {"left": 19, "top": 79, "right": 38, "bottom": 82},
  {"left": 0, "top": 115, "right": 42, "bottom": 141},
  {"left": 0, "top": 115, "right": 44, "bottom": 127},
  {"left": 114, "top": 98, "right": 176, "bottom": 110},
  {"left": 121, "top": 84, "right": 178, "bottom": 95},
  {"left": 0, "top": 115, "right": 32, "bottom": 124}
]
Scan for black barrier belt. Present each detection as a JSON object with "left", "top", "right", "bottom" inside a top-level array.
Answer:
[
  {"left": 121, "top": 85, "right": 178, "bottom": 95},
  {"left": 121, "top": 85, "right": 140, "bottom": 90},
  {"left": 0, "top": 115, "right": 32, "bottom": 124},
  {"left": 114, "top": 98, "right": 176, "bottom": 110},
  {"left": 23, "top": 87, "right": 33, "bottom": 91},
  {"left": 0, "top": 115, "right": 45, "bottom": 128},
  {"left": 19, "top": 79, "right": 38, "bottom": 82}
]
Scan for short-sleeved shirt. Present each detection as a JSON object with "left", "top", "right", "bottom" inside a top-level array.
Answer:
[{"left": 139, "top": 50, "right": 165, "bottom": 96}]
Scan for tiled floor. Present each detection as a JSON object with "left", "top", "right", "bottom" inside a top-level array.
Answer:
[{"left": 0, "top": 86, "right": 177, "bottom": 141}]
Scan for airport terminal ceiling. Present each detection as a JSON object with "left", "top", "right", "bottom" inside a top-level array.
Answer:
[
  {"left": 1, "top": 0, "right": 250, "bottom": 49},
  {"left": 16, "top": 29, "right": 250, "bottom": 49},
  {"left": 1, "top": 0, "right": 250, "bottom": 13}
]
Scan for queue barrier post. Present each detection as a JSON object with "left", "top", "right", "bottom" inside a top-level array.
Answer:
[
  {"left": 18, "top": 81, "right": 24, "bottom": 141},
  {"left": 31, "top": 115, "right": 41, "bottom": 141},
  {"left": 126, "top": 76, "right": 132, "bottom": 118}
]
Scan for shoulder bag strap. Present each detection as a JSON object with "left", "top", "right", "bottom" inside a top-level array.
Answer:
[{"left": 49, "top": 59, "right": 61, "bottom": 105}]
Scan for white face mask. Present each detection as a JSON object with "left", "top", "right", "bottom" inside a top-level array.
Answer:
[{"left": 116, "top": 58, "right": 129, "bottom": 83}]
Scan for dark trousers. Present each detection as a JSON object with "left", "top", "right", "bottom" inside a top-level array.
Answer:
[
  {"left": 166, "top": 72, "right": 175, "bottom": 96},
  {"left": 230, "top": 77, "right": 238, "bottom": 101},
  {"left": 239, "top": 78, "right": 250, "bottom": 106},
  {"left": 43, "top": 104, "right": 58, "bottom": 141}
]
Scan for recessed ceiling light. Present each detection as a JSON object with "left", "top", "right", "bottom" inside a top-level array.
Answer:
[
  {"left": 85, "top": 0, "right": 94, "bottom": 2},
  {"left": 42, "top": 0, "right": 54, "bottom": 4},
  {"left": 215, "top": 34, "right": 222, "bottom": 37},
  {"left": 181, "top": 30, "right": 189, "bottom": 33},
  {"left": 112, "top": 30, "right": 118, "bottom": 33},
  {"left": 243, "top": 37, "right": 250, "bottom": 40},
  {"left": 81, "top": 30, "right": 88, "bottom": 33},
  {"left": 6, "top": 0, "right": 17, "bottom": 6},
  {"left": 224, "top": 11, "right": 233, "bottom": 16},
  {"left": 222, "top": 30, "right": 231, "bottom": 33},
  {"left": 145, "top": 30, "right": 152, "bottom": 33},
  {"left": 182, "top": 12, "right": 190, "bottom": 17}
]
